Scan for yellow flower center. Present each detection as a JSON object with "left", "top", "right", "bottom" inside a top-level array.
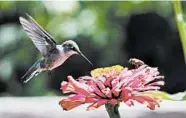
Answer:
[{"left": 90, "top": 65, "right": 123, "bottom": 78}]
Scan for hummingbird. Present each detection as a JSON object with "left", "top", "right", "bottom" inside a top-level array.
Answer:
[{"left": 19, "top": 14, "right": 93, "bottom": 83}]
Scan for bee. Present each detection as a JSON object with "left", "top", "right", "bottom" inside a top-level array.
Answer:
[{"left": 128, "top": 58, "right": 145, "bottom": 68}]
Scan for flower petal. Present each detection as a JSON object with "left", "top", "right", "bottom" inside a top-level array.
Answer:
[
  {"left": 145, "top": 81, "right": 165, "bottom": 87},
  {"left": 60, "top": 81, "right": 75, "bottom": 93},
  {"left": 131, "top": 95, "right": 160, "bottom": 110},
  {"left": 111, "top": 77, "right": 120, "bottom": 89},
  {"left": 87, "top": 100, "right": 108, "bottom": 111},
  {"left": 104, "top": 77, "right": 113, "bottom": 87},
  {"left": 89, "top": 81, "right": 106, "bottom": 98},
  {"left": 85, "top": 97, "right": 99, "bottom": 103},
  {"left": 97, "top": 76, "right": 107, "bottom": 83},
  {"left": 78, "top": 76, "right": 94, "bottom": 82},
  {"left": 67, "top": 76, "right": 91, "bottom": 96},
  {"left": 59, "top": 95, "right": 86, "bottom": 111},
  {"left": 112, "top": 87, "right": 121, "bottom": 97},
  {"left": 120, "top": 88, "right": 132, "bottom": 101},
  {"left": 95, "top": 79, "right": 105, "bottom": 90},
  {"left": 125, "top": 100, "right": 134, "bottom": 107},
  {"left": 109, "top": 99, "right": 118, "bottom": 105},
  {"left": 102, "top": 87, "right": 112, "bottom": 98}
]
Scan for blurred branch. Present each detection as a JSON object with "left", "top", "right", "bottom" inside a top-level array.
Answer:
[{"left": 173, "top": 1, "right": 186, "bottom": 64}]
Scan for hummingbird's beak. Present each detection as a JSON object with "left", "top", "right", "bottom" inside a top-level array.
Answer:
[{"left": 78, "top": 52, "right": 93, "bottom": 66}]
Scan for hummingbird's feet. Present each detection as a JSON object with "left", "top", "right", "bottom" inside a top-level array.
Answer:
[
  {"left": 44, "top": 70, "right": 52, "bottom": 76},
  {"left": 48, "top": 71, "right": 52, "bottom": 76}
]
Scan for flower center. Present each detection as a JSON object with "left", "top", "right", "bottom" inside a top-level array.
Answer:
[{"left": 90, "top": 65, "right": 123, "bottom": 78}]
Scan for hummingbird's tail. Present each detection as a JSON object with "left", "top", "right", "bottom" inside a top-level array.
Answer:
[{"left": 21, "top": 60, "right": 43, "bottom": 83}]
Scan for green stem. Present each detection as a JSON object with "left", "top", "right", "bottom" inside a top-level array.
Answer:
[
  {"left": 105, "top": 104, "right": 121, "bottom": 118},
  {"left": 173, "top": 1, "right": 186, "bottom": 64}
]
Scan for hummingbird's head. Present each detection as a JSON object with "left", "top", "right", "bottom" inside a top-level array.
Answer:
[{"left": 62, "top": 40, "right": 93, "bottom": 66}]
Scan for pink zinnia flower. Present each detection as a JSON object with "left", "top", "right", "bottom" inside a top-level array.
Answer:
[{"left": 59, "top": 59, "right": 164, "bottom": 111}]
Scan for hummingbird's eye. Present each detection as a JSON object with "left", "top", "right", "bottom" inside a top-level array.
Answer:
[
  {"left": 64, "top": 43, "right": 71, "bottom": 48},
  {"left": 68, "top": 44, "right": 73, "bottom": 49},
  {"left": 71, "top": 46, "right": 76, "bottom": 51}
]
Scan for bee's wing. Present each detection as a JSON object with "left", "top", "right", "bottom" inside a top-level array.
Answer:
[{"left": 19, "top": 14, "right": 57, "bottom": 56}]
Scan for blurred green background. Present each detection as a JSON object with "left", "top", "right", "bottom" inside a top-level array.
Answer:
[{"left": 0, "top": 1, "right": 186, "bottom": 97}]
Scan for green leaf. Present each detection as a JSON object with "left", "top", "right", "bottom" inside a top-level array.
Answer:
[
  {"left": 182, "top": 91, "right": 186, "bottom": 100},
  {"left": 142, "top": 91, "right": 175, "bottom": 100}
]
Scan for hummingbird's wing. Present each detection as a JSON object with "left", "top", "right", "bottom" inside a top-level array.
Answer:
[{"left": 19, "top": 14, "right": 57, "bottom": 56}]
